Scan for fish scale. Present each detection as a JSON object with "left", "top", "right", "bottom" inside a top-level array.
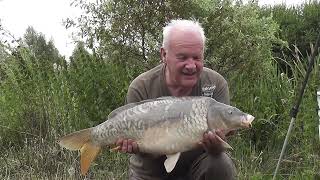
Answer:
[
  {"left": 157, "top": 99, "right": 209, "bottom": 153},
  {"left": 59, "top": 96, "right": 255, "bottom": 175}
]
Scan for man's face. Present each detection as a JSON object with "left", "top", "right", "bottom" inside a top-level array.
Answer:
[{"left": 161, "top": 29, "right": 204, "bottom": 88}]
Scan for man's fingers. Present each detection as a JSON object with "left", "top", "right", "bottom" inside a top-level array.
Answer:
[
  {"left": 116, "top": 138, "right": 124, "bottom": 146},
  {"left": 127, "top": 139, "right": 133, "bottom": 153},
  {"left": 225, "top": 130, "right": 236, "bottom": 137},
  {"left": 207, "top": 131, "right": 219, "bottom": 144},
  {"left": 203, "top": 131, "right": 217, "bottom": 147},
  {"left": 113, "top": 138, "right": 139, "bottom": 154},
  {"left": 132, "top": 141, "right": 139, "bottom": 153},
  {"left": 202, "top": 132, "right": 209, "bottom": 146},
  {"left": 121, "top": 139, "right": 128, "bottom": 152},
  {"left": 198, "top": 141, "right": 209, "bottom": 152},
  {"left": 215, "top": 129, "right": 226, "bottom": 141},
  {"left": 201, "top": 130, "right": 226, "bottom": 155}
]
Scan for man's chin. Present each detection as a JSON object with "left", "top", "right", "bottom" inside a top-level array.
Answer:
[{"left": 181, "top": 80, "right": 197, "bottom": 88}]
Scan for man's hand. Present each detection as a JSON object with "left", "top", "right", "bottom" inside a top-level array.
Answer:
[
  {"left": 114, "top": 138, "right": 139, "bottom": 154},
  {"left": 199, "top": 130, "right": 228, "bottom": 155}
]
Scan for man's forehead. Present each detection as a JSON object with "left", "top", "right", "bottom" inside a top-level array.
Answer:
[
  {"left": 169, "top": 27, "right": 202, "bottom": 40},
  {"left": 169, "top": 38, "right": 203, "bottom": 51}
]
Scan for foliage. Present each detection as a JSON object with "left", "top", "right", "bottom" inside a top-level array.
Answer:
[
  {"left": 202, "top": 1, "right": 282, "bottom": 80},
  {"left": 0, "top": 29, "right": 130, "bottom": 145},
  {"left": 0, "top": 46, "right": 73, "bottom": 145},
  {"left": 68, "top": 41, "right": 130, "bottom": 125},
  {"left": 260, "top": 1, "right": 320, "bottom": 75}
]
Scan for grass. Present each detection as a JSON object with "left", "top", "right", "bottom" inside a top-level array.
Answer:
[{"left": 0, "top": 136, "right": 129, "bottom": 180}]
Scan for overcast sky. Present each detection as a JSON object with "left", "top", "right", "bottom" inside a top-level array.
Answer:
[
  {"left": 0, "top": 0, "right": 307, "bottom": 58},
  {"left": 0, "top": 0, "right": 81, "bottom": 58}
]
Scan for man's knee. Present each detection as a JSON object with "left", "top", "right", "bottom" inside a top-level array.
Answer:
[
  {"left": 207, "top": 153, "right": 236, "bottom": 178},
  {"left": 190, "top": 152, "right": 237, "bottom": 180}
]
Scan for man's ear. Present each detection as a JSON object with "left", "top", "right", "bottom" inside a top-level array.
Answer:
[{"left": 160, "top": 47, "right": 166, "bottom": 63}]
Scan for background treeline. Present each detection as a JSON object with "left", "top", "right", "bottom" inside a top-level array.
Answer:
[{"left": 0, "top": 0, "right": 319, "bottom": 179}]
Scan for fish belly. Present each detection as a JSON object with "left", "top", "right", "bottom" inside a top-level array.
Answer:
[{"left": 137, "top": 117, "right": 208, "bottom": 155}]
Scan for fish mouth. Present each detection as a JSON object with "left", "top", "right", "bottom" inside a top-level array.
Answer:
[{"left": 241, "top": 114, "right": 255, "bottom": 128}]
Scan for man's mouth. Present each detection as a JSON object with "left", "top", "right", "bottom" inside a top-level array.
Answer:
[{"left": 181, "top": 71, "right": 197, "bottom": 76}]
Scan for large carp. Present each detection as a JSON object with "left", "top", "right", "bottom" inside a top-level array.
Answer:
[{"left": 59, "top": 96, "right": 254, "bottom": 175}]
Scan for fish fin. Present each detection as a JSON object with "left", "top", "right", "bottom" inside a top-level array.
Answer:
[
  {"left": 108, "top": 97, "right": 176, "bottom": 119},
  {"left": 108, "top": 103, "right": 138, "bottom": 119},
  {"left": 80, "top": 142, "right": 101, "bottom": 175},
  {"left": 216, "top": 135, "right": 233, "bottom": 150},
  {"left": 155, "top": 96, "right": 176, "bottom": 100},
  {"left": 110, "top": 146, "right": 121, "bottom": 152},
  {"left": 164, "top": 152, "right": 181, "bottom": 173},
  {"left": 108, "top": 99, "right": 160, "bottom": 119},
  {"left": 58, "top": 128, "right": 101, "bottom": 175},
  {"left": 58, "top": 128, "right": 92, "bottom": 150}
]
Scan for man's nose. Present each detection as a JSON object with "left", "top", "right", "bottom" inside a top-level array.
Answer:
[{"left": 185, "top": 59, "right": 196, "bottom": 69}]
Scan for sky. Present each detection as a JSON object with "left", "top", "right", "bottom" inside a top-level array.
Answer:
[
  {"left": 0, "top": 0, "right": 308, "bottom": 58},
  {"left": 0, "top": 0, "right": 82, "bottom": 58}
]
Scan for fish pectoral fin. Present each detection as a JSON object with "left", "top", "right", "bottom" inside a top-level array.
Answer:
[
  {"left": 80, "top": 142, "right": 101, "bottom": 175},
  {"left": 110, "top": 145, "right": 121, "bottom": 152},
  {"left": 216, "top": 135, "right": 233, "bottom": 150},
  {"left": 164, "top": 152, "right": 181, "bottom": 173}
]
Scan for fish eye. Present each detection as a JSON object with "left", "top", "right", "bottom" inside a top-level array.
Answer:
[{"left": 228, "top": 110, "right": 233, "bottom": 114}]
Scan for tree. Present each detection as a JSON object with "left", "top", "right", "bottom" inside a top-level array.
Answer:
[
  {"left": 67, "top": 41, "right": 130, "bottom": 125},
  {"left": 67, "top": 0, "right": 207, "bottom": 75},
  {"left": 22, "top": 26, "right": 66, "bottom": 74},
  {"left": 67, "top": 0, "right": 280, "bottom": 80}
]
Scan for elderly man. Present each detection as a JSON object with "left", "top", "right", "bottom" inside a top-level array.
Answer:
[{"left": 116, "top": 19, "right": 236, "bottom": 180}]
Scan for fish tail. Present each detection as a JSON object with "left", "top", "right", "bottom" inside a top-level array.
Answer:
[{"left": 58, "top": 128, "right": 101, "bottom": 175}]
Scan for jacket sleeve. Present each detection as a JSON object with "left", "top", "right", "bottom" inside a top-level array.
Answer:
[{"left": 125, "top": 86, "right": 144, "bottom": 104}]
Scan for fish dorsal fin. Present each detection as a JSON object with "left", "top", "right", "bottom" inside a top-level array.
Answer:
[
  {"left": 164, "top": 152, "right": 181, "bottom": 173},
  {"left": 108, "top": 102, "right": 139, "bottom": 119},
  {"left": 216, "top": 135, "right": 233, "bottom": 150},
  {"left": 108, "top": 97, "right": 177, "bottom": 119},
  {"left": 108, "top": 100, "right": 152, "bottom": 119},
  {"left": 155, "top": 96, "right": 176, "bottom": 100}
]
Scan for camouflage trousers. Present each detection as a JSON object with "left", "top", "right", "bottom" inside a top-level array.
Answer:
[{"left": 128, "top": 149, "right": 237, "bottom": 180}]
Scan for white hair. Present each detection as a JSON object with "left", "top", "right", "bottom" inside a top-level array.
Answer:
[{"left": 162, "top": 19, "right": 206, "bottom": 49}]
